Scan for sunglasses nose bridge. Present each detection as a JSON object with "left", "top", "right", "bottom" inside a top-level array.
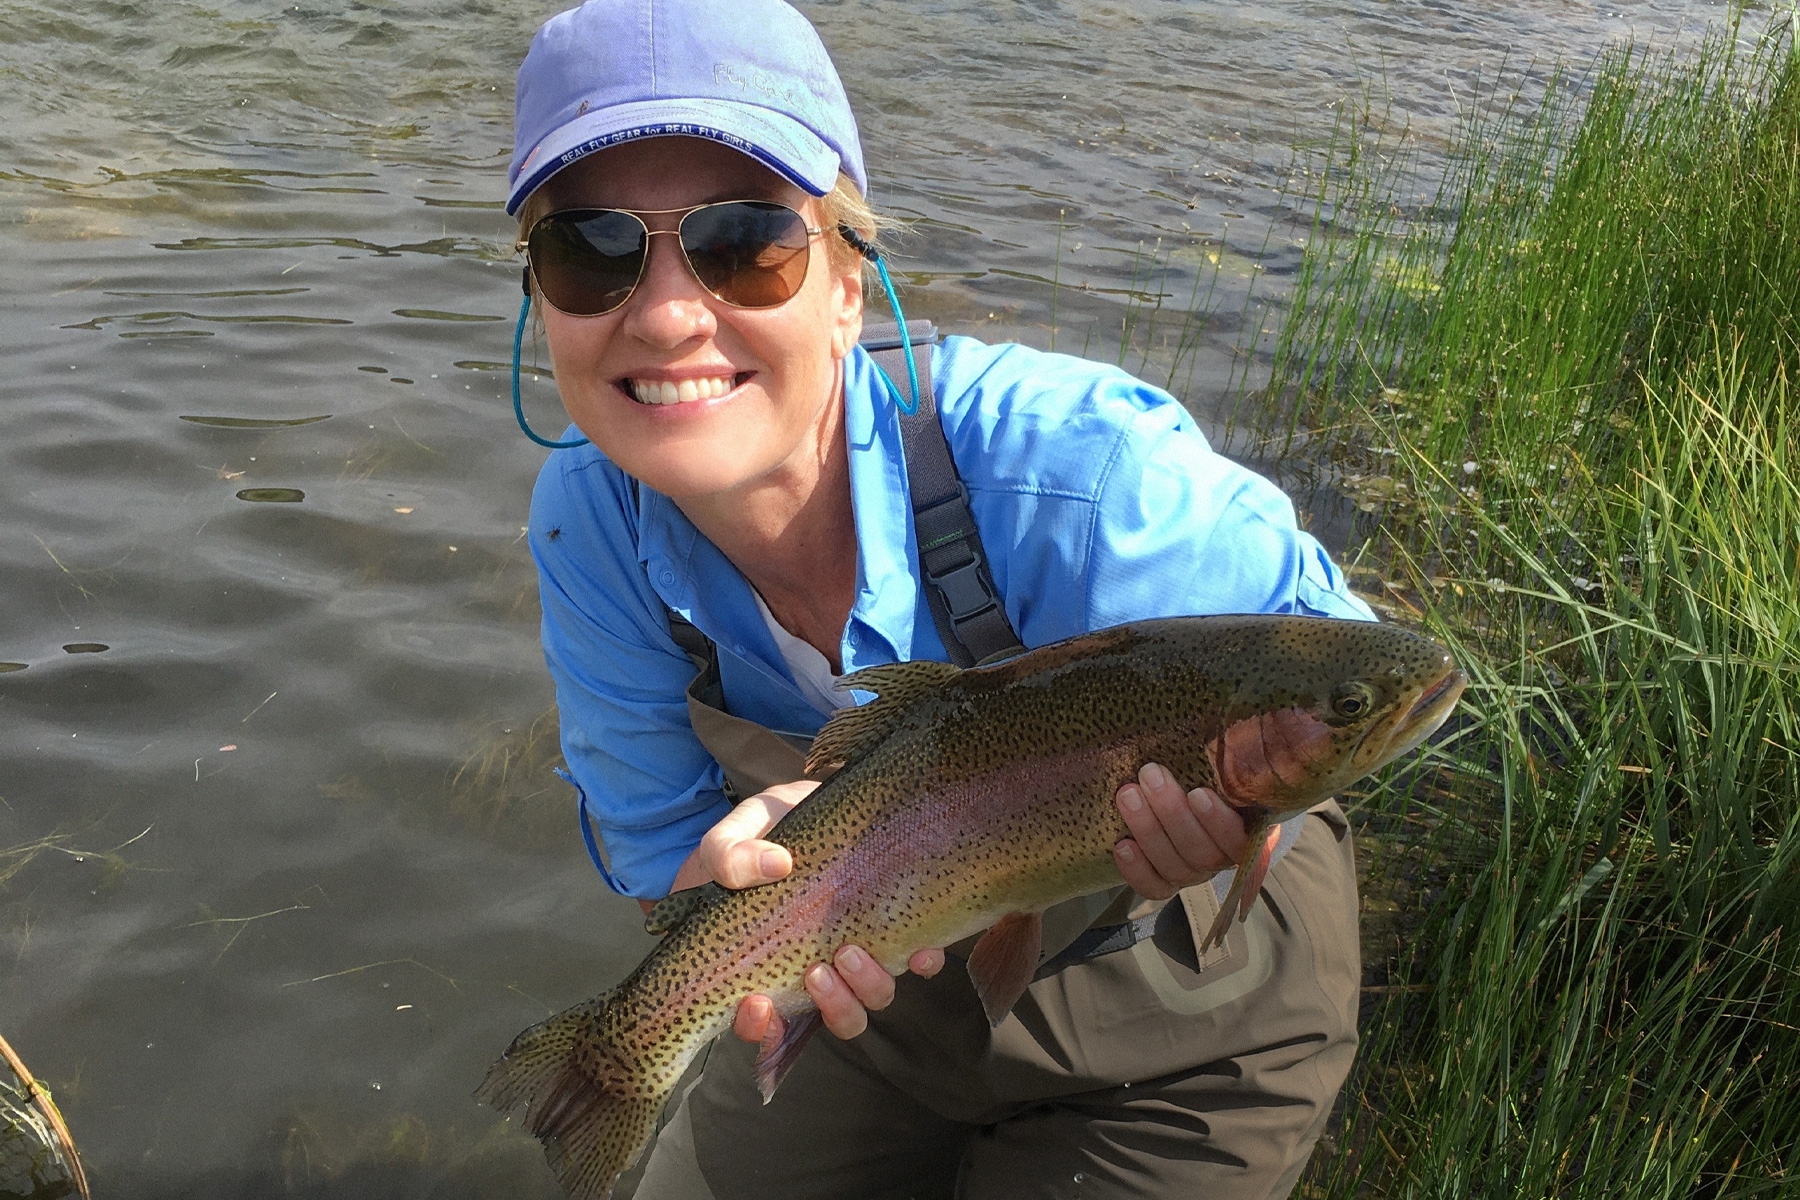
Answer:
[
  {"left": 613, "top": 226, "right": 731, "bottom": 330},
  {"left": 636, "top": 226, "right": 717, "bottom": 301}
]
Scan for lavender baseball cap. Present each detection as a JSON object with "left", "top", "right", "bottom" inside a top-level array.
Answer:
[{"left": 507, "top": 0, "right": 866, "bottom": 216}]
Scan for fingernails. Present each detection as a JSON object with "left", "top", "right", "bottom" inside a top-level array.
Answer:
[
  {"left": 1116, "top": 840, "right": 1138, "bottom": 864},
  {"left": 809, "top": 965, "right": 838, "bottom": 993},
  {"left": 1141, "top": 763, "right": 1168, "bottom": 790},
  {"left": 1191, "top": 787, "right": 1214, "bottom": 813},
  {"left": 759, "top": 849, "right": 786, "bottom": 878},
  {"left": 1119, "top": 785, "right": 1144, "bottom": 814},
  {"left": 838, "top": 946, "right": 869, "bottom": 972}
]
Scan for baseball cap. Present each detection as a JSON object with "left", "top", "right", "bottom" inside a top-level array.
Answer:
[{"left": 507, "top": 0, "right": 867, "bottom": 216}]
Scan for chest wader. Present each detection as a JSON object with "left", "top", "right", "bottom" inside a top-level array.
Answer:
[{"left": 625, "top": 323, "right": 1364, "bottom": 1200}]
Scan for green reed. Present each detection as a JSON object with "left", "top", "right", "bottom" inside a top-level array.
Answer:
[{"left": 1264, "top": 15, "right": 1800, "bottom": 1197}]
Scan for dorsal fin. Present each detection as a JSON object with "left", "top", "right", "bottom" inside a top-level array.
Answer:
[
  {"left": 643, "top": 882, "right": 726, "bottom": 936},
  {"left": 804, "top": 660, "right": 960, "bottom": 776}
]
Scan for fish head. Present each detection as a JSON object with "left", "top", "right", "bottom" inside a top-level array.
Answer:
[{"left": 1202, "top": 618, "right": 1466, "bottom": 820}]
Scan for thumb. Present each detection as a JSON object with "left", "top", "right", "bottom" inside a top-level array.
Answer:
[{"left": 714, "top": 837, "right": 793, "bottom": 890}]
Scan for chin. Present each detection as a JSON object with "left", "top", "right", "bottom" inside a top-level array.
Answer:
[{"left": 623, "top": 447, "right": 765, "bottom": 501}]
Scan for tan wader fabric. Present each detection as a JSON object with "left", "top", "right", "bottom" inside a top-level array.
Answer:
[{"left": 625, "top": 672, "right": 1360, "bottom": 1199}]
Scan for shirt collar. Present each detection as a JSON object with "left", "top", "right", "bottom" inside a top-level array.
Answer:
[{"left": 840, "top": 343, "right": 920, "bottom": 669}]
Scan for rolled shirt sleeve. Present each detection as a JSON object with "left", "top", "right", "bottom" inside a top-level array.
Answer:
[{"left": 1082, "top": 394, "right": 1375, "bottom": 628}]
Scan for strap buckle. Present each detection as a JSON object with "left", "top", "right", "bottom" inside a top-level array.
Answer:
[
  {"left": 915, "top": 485, "right": 999, "bottom": 622},
  {"left": 929, "top": 559, "right": 999, "bottom": 622}
]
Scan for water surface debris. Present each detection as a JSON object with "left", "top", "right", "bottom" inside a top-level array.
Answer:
[
  {"left": 179, "top": 414, "right": 331, "bottom": 428},
  {"left": 392, "top": 308, "right": 504, "bottom": 322},
  {"left": 0, "top": 1031, "right": 89, "bottom": 1200}
]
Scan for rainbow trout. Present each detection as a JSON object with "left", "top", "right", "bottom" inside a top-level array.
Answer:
[{"left": 478, "top": 614, "right": 1465, "bottom": 1198}]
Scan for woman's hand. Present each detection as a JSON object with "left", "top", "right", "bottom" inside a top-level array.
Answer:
[
  {"left": 1113, "top": 762, "right": 1280, "bottom": 901},
  {"left": 667, "top": 779, "right": 817, "bottom": 893},
  {"left": 658, "top": 780, "right": 945, "bottom": 1044},
  {"left": 734, "top": 942, "right": 945, "bottom": 1045}
]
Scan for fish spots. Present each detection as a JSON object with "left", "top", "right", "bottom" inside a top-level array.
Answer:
[{"left": 493, "top": 614, "right": 1460, "bottom": 1196}]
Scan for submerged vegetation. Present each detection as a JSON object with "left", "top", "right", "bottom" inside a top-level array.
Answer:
[{"left": 1265, "top": 15, "right": 1800, "bottom": 1197}]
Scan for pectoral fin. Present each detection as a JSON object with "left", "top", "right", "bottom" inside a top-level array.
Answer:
[
  {"left": 966, "top": 911, "right": 1044, "bottom": 1027},
  {"left": 1238, "top": 825, "right": 1279, "bottom": 920},
  {"left": 753, "top": 1008, "right": 823, "bottom": 1104},
  {"left": 1199, "top": 818, "right": 1275, "bottom": 954}
]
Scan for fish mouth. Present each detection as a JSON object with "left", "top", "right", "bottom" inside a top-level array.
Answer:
[
  {"left": 1351, "top": 663, "right": 1467, "bottom": 774},
  {"left": 1407, "top": 667, "right": 1466, "bottom": 725},
  {"left": 1384, "top": 665, "right": 1467, "bottom": 759}
]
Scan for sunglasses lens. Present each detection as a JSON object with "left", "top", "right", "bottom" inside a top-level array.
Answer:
[
  {"left": 681, "top": 201, "right": 812, "bottom": 308},
  {"left": 528, "top": 210, "right": 646, "bottom": 316}
]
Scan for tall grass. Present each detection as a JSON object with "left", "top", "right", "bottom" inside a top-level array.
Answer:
[{"left": 1264, "top": 15, "right": 1800, "bottom": 1197}]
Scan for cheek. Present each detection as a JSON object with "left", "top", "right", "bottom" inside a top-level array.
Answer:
[
  {"left": 1209, "top": 707, "right": 1337, "bottom": 808},
  {"left": 542, "top": 313, "right": 617, "bottom": 396}
]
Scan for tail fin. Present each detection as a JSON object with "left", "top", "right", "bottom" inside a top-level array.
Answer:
[{"left": 476, "top": 997, "right": 666, "bottom": 1200}]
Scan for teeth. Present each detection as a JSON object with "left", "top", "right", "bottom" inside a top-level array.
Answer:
[{"left": 628, "top": 375, "right": 735, "bottom": 405}]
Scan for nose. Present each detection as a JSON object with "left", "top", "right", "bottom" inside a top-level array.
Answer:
[{"left": 618, "top": 228, "right": 718, "bottom": 349}]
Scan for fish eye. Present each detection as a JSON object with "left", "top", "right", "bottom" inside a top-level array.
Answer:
[{"left": 1331, "top": 683, "right": 1373, "bottom": 719}]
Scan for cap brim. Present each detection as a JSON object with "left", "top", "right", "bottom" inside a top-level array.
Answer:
[{"left": 507, "top": 97, "right": 839, "bottom": 215}]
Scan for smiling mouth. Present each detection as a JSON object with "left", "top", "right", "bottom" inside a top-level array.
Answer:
[{"left": 623, "top": 373, "right": 749, "bottom": 406}]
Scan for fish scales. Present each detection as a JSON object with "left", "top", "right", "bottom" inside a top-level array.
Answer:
[{"left": 478, "top": 615, "right": 1466, "bottom": 1200}]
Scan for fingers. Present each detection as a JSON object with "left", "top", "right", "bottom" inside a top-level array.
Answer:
[
  {"left": 1115, "top": 764, "right": 1250, "bottom": 898},
  {"left": 807, "top": 946, "right": 885, "bottom": 1039},
  {"left": 708, "top": 838, "right": 793, "bottom": 890},
  {"left": 805, "top": 940, "right": 945, "bottom": 1039},
  {"left": 908, "top": 947, "right": 945, "bottom": 979},
  {"left": 733, "top": 993, "right": 777, "bottom": 1044},
  {"left": 1114, "top": 837, "right": 1177, "bottom": 900},
  {"left": 1192, "top": 782, "right": 1253, "bottom": 862},
  {"left": 698, "top": 780, "right": 821, "bottom": 890}
]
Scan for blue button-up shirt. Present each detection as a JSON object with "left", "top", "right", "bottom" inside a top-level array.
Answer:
[{"left": 531, "top": 336, "right": 1374, "bottom": 899}]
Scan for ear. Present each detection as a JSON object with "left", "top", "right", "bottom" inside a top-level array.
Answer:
[{"left": 828, "top": 254, "right": 865, "bottom": 362}]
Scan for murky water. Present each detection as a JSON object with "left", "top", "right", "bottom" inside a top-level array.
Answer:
[{"left": 0, "top": 0, "right": 1718, "bottom": 1193}]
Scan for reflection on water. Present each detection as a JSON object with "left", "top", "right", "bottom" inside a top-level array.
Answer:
[{"left": 0, "top": 0, "right": 1717, "bottom": 1193}]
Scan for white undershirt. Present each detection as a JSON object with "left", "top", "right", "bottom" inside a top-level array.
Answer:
[{"left": 752, "top": 591, "right": 857, "bottom": 714}]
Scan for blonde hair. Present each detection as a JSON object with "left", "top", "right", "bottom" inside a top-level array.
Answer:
[{"left": 817, "top": 173, "right": 886, "bottom": 271}]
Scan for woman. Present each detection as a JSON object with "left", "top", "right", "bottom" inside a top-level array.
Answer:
[{"left": 507, "top": 1, "right": 1374, "bottom": 1196}]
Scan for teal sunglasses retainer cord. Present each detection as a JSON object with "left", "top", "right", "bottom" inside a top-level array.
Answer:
[
  {"left": 838, "top": 224, "right": 922, "bottom": 415},
  {"left": 513, "top": 289, "right": 591, "bottom": 449},
  {"left": 511, "top": 224, "right": 920, "bottom": 449}
]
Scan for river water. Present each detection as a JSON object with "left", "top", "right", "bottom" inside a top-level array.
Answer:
[{"left": 0, "top": 0, "right": 1719, "bottom": 1194}]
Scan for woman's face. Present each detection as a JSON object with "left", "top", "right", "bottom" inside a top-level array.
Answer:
[{"left": 531, "top": 137, "right": 864, "bottom": 503}]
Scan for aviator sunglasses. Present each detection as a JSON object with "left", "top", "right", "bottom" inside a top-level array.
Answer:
[{"left": 520, "top": 200, "right": 830, "bottom": 317}]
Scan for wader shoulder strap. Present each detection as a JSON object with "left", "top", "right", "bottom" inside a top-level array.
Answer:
[
  {"left": 862, "top": 320, "right": 1026, "bottom": 668},
  {"left": 665, "top": 609, "right": 809, "bottom": 799}
]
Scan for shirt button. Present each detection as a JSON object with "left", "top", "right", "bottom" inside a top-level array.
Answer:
[{"left": 658, "top": 569, "right": 676, "bottom": 587}]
